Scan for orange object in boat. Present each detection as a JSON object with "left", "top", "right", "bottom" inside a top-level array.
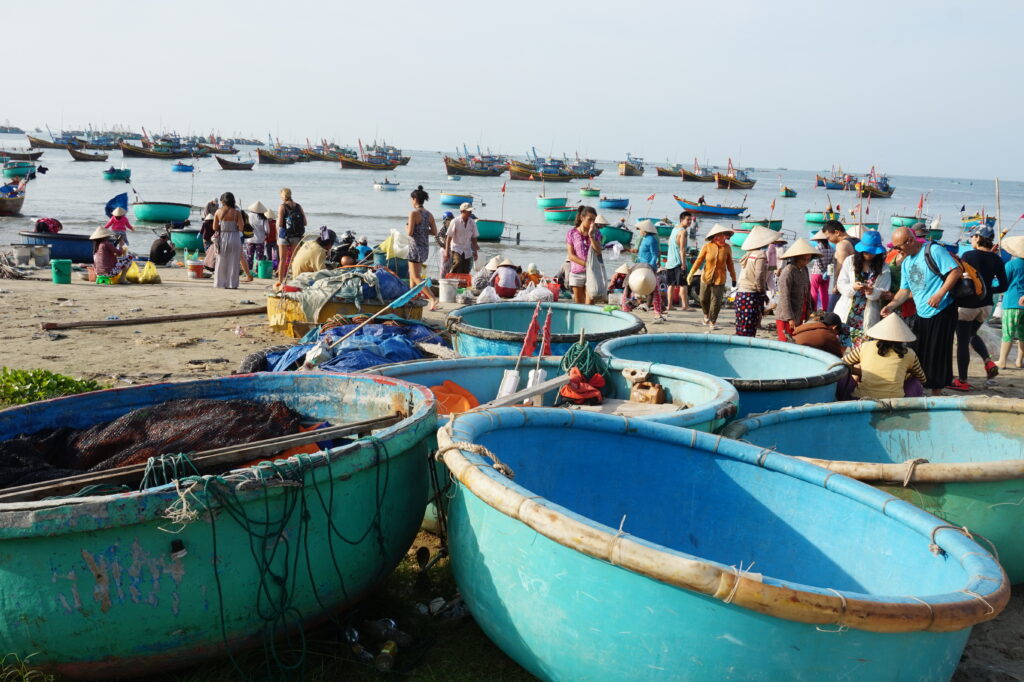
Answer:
[{"left": 430, "top": 380, "right": 480, "bottom": 415}]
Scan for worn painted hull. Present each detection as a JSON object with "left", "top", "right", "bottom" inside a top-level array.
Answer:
[
  {"left": 598, "top": 198, "right": 629, "bottom": 210},
  {"left": 132, "top": 201, "right": 192, "bottom": 223},
  {"left": 0, "top": 373, "right": 436, "bottom": 679},
  {"left": 443, "top": 157, "right": 504, "bottom": 177},
  {"left": 722, "top": 397, "right": 1024, "bottom": 583},
  {"left": 674, "top": 196, "right": 747, "bottom": 216},
  {"left": 599, "top": 225, "right": 632, "bottom": 245},
  {"left": 0, "top": 148, "right": 44, "bottom": 160},
  {"left": 617, "top": 162, "right": 643, "bottom": 176},
  {"left": 596, "top": 333, "right": 845, "bottom": 418},
  {"left": 102, "top": 169, "right": 132, "bottom": 181},
  {"left": 2, "top": 162, "right": 34, "bottom": 178},
  {"left": 536, "top": 196, "right": 568, "bottom": 208},
  {"left": 780, "top": 187, "right": 797, "bottom": 197},
  {"left": 475, "top": 219, "right": 504, "bottom": 242},
  {"left": 339, "top": 157, "right": 399, "bottom": 171},
  {"left": 0, "top": 194, "right": 25, "bottom": 216},
  {"left": 448, "top": 302, "right": 645, "bottom": 357},
  {"left": 440, "top": 193, "right": 473, "bottom": 206},
  {"left": 441, "top": 409, "right": 1005, "bottom": 682},
  {"left": 169, "top": 228, "right": 204, "bottom": 252},
  {"left": 119, "top": 142, "right": 195, "bottom": 159},
  {"left": 715, "top": 173, "right": 756, "bottom": 189},
  {"left": 17, "top": 231, "right": 93, "bottom": 263}
]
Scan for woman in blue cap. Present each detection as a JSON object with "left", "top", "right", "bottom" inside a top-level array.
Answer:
[{"left": 834, "top": 229, "right": 890, "bottom": 347}]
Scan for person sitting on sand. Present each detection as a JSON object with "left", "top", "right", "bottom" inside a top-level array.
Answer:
[
  {"left": 90, "top": 226, "right": 131, "bottom": 279},
  {"left": 839, "top": 314, "right": 926, "bottom": 400},
  {"left": 523, "top": 263, "right": 541, "bottom": 286},
  {"left": 290, "top": 227, "right": 337, "bottom": 279},
  {"left": 473, "top": 255, "right": 501, "bottom": 291},
  {"left": 490, "top": 258, "right": 522, "bottom": 298},
  {"left": 103, "top": 207, "right": 134, "bottom": 246}
]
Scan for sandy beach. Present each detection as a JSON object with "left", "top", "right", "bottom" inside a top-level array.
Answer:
[{"left": 3, "top": 264, "right": 1024, "bottom": 679}]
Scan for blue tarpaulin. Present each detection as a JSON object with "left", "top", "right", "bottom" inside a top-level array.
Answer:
[
  {"left": 105, "top": 193, "right": 129, "bottom": 217},
  {"left": 267, "top": 322, "right": 447, "bottom": 373}
]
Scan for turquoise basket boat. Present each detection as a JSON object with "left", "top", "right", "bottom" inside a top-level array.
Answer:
[
  {"left": 740, "top": 218, "right": 782, "bottom": 230},
  {"left": 722, "top": 396, "right": 1024, "bottom": 583},
  {"left": 0, "top": 372, "right": 437, "bottom": 678},
  {"left": 891, "top": 215, "right": 924, "bottom": 227},
  {"left": 169, "top": 228, "right": 205, "bottom": 252},
  {"left": 475, "top": 219, "right": 504, "bottom": 242},
  {"left": 579, "top": 187, "right": 600, "bottom": 197},
  {"left": 447, "top": 302, "right": 644, "bottom": 357},
  {"left": 536, "top": 196, "right": 568, "bottom": 208},
  {"left": 599, "top": 224, "right": 632, "bottom": 245},
  {"left": 102, "top": 168, "right": 131, "bottom": 181},
  {"left": 805, "top": 210, "right": 840, "bottom": 223},
  {"left": 2, "top": 161, "right": 34, "bottom": 178},
  {"left": 132, "top": 201, "right": 192, "bottom": 223},
  {"left": 438, "top": 409, "right": 1007, "bottom": 682},
  {"left": 597, "top": 333, "right": 845, "bottom": 418},
  {"left": 543, "top": 206, "right": 577, "bottom": 222}
]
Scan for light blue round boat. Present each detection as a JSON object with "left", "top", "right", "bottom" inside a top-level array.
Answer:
[
  {"left": 597, "top": 333, "right": 845, "bottom": 418},
  {"left": 447, "top": 302, "right": 645, "bottom": 357},
  {"left": 722, "top": 396, "right": 1024, "bottom": 584},
  {"left": 439, "top": 408, "right": 1007, "bottom": 682}
]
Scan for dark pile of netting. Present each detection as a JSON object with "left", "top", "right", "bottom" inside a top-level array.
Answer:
[{"left": 0, "top": 398, "right": 302, "bottom": 489}]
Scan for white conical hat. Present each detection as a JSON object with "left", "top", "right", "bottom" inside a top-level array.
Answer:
[
  {"left": 741, "top": 225, "right": 778, "bottom": 251},
  {"left": 615, "top": 263, "right": 631, "bottom": 275},
  {"left": 1002, "top": 236, "right": 1024, "bottom": 259},
  {"left": 248, "top": 201, "right": 267, "bottom": 214},
  {"left": 90, "top": 226, "right": 115, "bottom": 240},
  {"left": 637, "top": 219, "right": 657, "bottom": 234},
  {"left": 595, "top": 214, "right": 611, "bottom": 226},
  {"left": 111, "top": 207, "right": 127, "bottom": 217},
  {"left": 705, "top": 223, "right": 733, "bottom": 239},
  {"left": 486, "top": 256, "right": 501, "bottom": 270},
  {"left": 781, "top": 238, "right": 819, "bottom": 259},
  {"left": 810, "top": 229, "right": 828, "bottom": 240},
  {"left": 628, "top": 267, "right": 657, "bottom": 295},
  {"left": 865, "top": 314, "right": 916, "bottom": 343}
]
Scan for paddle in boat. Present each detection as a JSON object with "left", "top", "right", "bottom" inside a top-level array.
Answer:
[
  {"left": 437, "top": 408, "right": 1007, "bottom": 681},
  {"left": 673, "top": 195, "right": 747, "bottom": 217}
]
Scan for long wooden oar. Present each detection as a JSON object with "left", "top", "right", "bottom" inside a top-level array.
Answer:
[
  {"left": 0, "top": 413, "right": 402, "bottom": 504},
  {"left": 41, "top": 306, "right": 267, "bottom": 331}
]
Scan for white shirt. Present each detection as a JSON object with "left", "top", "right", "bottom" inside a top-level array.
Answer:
[
  {"left": 247, "top": 213, "right": 267, "bottom": 244},
  {"left": 448, "top": 216, "right": 477, "bottom": 256}
]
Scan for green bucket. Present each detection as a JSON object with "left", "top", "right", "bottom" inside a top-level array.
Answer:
[
  {"left": 256, "top": 259, "right": 274, "bottom": 279},
  {"left": 51, "top": 259, "right": 72, "bottom": 285}
]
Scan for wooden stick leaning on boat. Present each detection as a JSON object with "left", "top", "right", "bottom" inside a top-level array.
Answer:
[
  {"left": 0, "top": 413, "right": 404, "bottom": 503},
  {"left": 472, "top": 374, "right": 571, "bottom": 411},
  {"left": 40, "top": 306, "right": 268, "bottom": 330}
]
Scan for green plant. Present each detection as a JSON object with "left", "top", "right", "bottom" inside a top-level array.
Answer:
[
  {"left": 0, "top": 654, "right": 54, "bottom": 682},
  {"left": 0, "top": 368, "right": 102, "bottom": 407}
]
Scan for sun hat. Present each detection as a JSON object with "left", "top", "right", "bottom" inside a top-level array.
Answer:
[
  {"left": 459, "top": 202, "right": 474, "bottom": 212},
  {"left": 740, "top": 225, "right": 777, "bottom": 251},
  {"left": 1002, "top": 236, "right": 1024, "bottom": 259},
  {"left": 774, "top": 233, "right": 788, "bottom": 243},
  {"left": 526, "top": 263, "right": 539, "bottom": 274},
  {"left": 637, "top": 220, "right": 658, "bottom": 235},
  {"left": 781, "top": 238, "right": 819, "bottom": 259},
  {"left": 974, "top": 226, "right": 995, "bottom": 240},
  {"left": 855, "top": 230, "right": 886, "bottom": 255},
  {"left": 264, "top": 208, "right": 276, "bottom": 220},
  {"left": 705, "top": 223, "right": 734, "bottom": 240},
  {"left": 443, "top": 211, "right": 455, "bottom": 220},
  {"left": 111, "top": 207, "right": 127, "bottom": 217},
  {"left": 615, "top": 263, "right": 631, "bottom": 275},
  {"left": 810, "top": 229, "right": 828, "bottom": 240},
  {"left": 628, "top": 267, "right": 657, "bottom": 295},
  {"left": 248, "top": 201, "right": 267, "bottom": 214},
  {"left": 357, "top": 235, "right": 368, "bottom": 245},
  {"left": 595, "top": 214, "right": 611, "bottom": 226},
  {"left": 486, "top": 256, "right": 501, "bottom": 271},
  {"left": 911, "top": 222, "right": 929, "bottom": 238},
  {"left": 90, "top": 226, "right": 115, "bottom": 240},
  {"left": 865, "top": 314, "right": 916, "bottom": 343}
]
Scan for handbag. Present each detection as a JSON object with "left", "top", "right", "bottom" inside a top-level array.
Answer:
[{"left": 585, "top": 243, "right": 608, "bottom": 302}]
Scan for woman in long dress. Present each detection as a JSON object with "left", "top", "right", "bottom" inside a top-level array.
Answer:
[
  {"left": 213, "top": 192, "right": 246, "bottom": 289},
  {"left": 406, "top": 185, "right": 439, "bottom": 311}
]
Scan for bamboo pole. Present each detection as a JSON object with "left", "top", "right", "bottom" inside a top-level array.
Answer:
[{"left": 41, "top": 306, "right": 267, "bottom": 330}]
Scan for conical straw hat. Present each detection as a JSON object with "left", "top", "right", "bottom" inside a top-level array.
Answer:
[
  {"left": 595, "top": 214, "right": 611, "bottom": 226},
  {"left": 1002, "top": 236, "right": 1024, "bottom": 259},
  {"left": 705, "top": 223, "right": 733, "bottom": 239},
  {"left": 781, "top": 238, "right": 819, "bottom": 259},
  {"left": 248, "top": 201, "right": 267, "bottom": 214},
  {"left": 637, "top": 220, "right": 657, "bottom": 235},
  {"left": 865, "top": 314, "right": 916, "bottom": 343},
  {"left": 90, "top": 226, "right": 115, "bottom": 240},
  {"left": 741, "top": 225, "right": 778, "bottom": 251}
]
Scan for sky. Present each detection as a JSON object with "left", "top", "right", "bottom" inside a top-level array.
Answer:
[{"left": 6, "top": 0, "right": 1023, "bottom": 179}]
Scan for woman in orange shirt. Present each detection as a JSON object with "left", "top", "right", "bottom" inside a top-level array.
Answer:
[{"left": 686, "top": 223, "right": 737, "bottom": 329}]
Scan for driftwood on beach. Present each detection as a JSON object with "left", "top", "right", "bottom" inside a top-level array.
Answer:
[{"left": 40, "top": 306, "right": 268, "bottom": 330}]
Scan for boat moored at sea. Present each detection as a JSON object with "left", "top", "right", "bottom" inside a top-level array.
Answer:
[
  {"left": 805, "top": 209, "right": 841, "bottom": 223},
  {"left": 67, "top": 146, "right": 108, "bottom": 162},
  {"left": 714, "top": 158, "right": 756, "bottom": 189},
  {"left": 617, "top": 153, "right": 644, "bottom": 176},
  {"left": 598, "top": 197, "right": 629, "bottom": 210},
  {"left": 579, "top": 185, "right": 600, "bottom": 197},
  {"left": 681, "top": 157, "right": 716, "bottom": 182},
  {"left": 0, "top": 190, "right": 26, "bottom": 216},
  {"left": 438, "top": 408, "right": 1007, "bottom": 682},
  {"left": 119, "top": 141, "right": 199, "bottom": 160},
  {"left": 215, "top": 156, "right": 255, "bottom": 171},
  {"left": 440, "top": 192, "right": 473, "bottom": 206},
  {"left": 2, "top": 161, "right": 35, "bottom": 178},
  {"left": 780, "top": 185, "right": 797, "bottom": 197},
  {"left": 891, "top": 214, "right": 926, "bottom": 227},
  {"left": 132, "top": 201, "right": 192, "bottom": 223},
  {"left": 673, "top": 195, "right": 747, "bottom": 217},
  {"left": 475, "top": 219, "right": 505, "bottom": 242},
  {"left": 0, "top": 148, "right": 43, "bottom": 160},
  {"left": 856, "top": 166, "right": 894, "bottom": 198},
  {"left": 171, "top": 162, "right": 194, "bottom": 173},
  {"left": 536, "top": 196, "right": 568, "bottom": 208},
  {"left": 373, "top": 179, "right": 400, "bottom": 191},
  {"left": 102, "top": 167, "right": 132, "bottom": 181},
  {"left": 256, "top": 147, "right": 296, "bottom": 165}
]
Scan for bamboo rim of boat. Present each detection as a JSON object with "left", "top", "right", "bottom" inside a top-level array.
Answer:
[
  {"left": 439, "top": 411, "right": 1008, "bottom": 633},
  {"left": 722, "top": 396, "right": 1024, "bottom": 483},
  {"left": 446, "top": 303, "right": 646, "bottom": 345}
]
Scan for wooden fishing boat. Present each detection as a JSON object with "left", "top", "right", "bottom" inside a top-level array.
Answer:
[
  {"left": 673, "top": 195, "right": 747, "bottom": 217},
  {"left": 439, "top": 410, "right": 1007, "bottom": 682},
  {"left": 447, "top": 302, "right": 644, "bottom": 356},
  {"left": 857, "top": 182, "right": 894, "bottom": 198},
  {"left": 475, "top": 219, "right": 505, "bottom": 242},
  {"left": 509, "top": 167, "right": 572, "bottom": 182},
  {"left": 0, "top": 192, "right": 26, "bottom": 216},
  {"left": 740, "top": 218, "right": 782, "bottom": 230},
  {"left": 17, "top": 230, "right": 93, "bottom": 262},
  {"left": 566, "top": 167, "right": 602, "bottom": 179},
  {"left": 440, "top": 193, "right": 473, "bottom": 206},
  {"left": 0, "top": 148, "right": 43, "bottom": 160},
  {"left": 804, "top": 210, "right": 840, "bottom": 223},
  {"left": 597, "top": 332, "right": 845, "bottom": 417},
  {"left": 0, "top": 372, "right": 436, "bottom": 678},
  {"left": 198, "top": 142, "right": 239, "bottom": 155},
  {"left": 655, "top": 166, "right": 682, "bottom": 177},
  {"left": 119, "top": 141, "right": 195, "bottom": 160},
  {"left": 544, "top": 206, "right": 578, "bottom": 222},
  {"left": 599, "top": 224, "right": 633, "bottom": 246},
  {"left": 132, "top": 201, "right": 192, "bottom": 223},
  {"left": 617, "top": 157, "right": 644, "bottom": 176},
  {"left": 67, "top": 146, "right": 108, "bottom": 161},
  {"left": 598, "top": 197, "right": 629, "bottom": 210},
  {"left": 27, "top": 134, "right": 82, "bottom": 149},
  {"left": 215, "top": 156, "right": 254, "bottom": 171},
  {"left": 340, "top": 156, "right": 398, "bottom": 171},
  {"left": 171, "top": 162, "right": 194, "bottom": 173},
  {"left": 168, "top": 228, "right": 205, "bottom": 252},
  {"left": 443, "top": 156, "right": 504, "bottom": 177},
  {"left": 681, "top": 169, "right": 715, "bottom": 182},
  {"left": 2, "top": 161, "right": 35, "bottom": 178},
  {"left": 962, "top": 213, "right": 996, "bottom": 229},
  {"left": 536, "top": 196, "right": 568, "bottom": 208},
  {"left": 780, "top": 186, "right": 797, "bottom": 197},
  {"left": 579, "top": 186, "right": 600, "bottom": 197},
  {"left": 256, "top": 148, "right": 296, "bottom": 165},
  {"left": 722, "top": 397, "right": 1024, "bottom": 582},
  {"left": 714, "top": 171, "right": 756, "bottom": 189}
]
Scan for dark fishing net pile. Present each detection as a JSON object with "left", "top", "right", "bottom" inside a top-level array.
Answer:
[{"left": 0, "top": 398, "right": 302, "bottom": 489}]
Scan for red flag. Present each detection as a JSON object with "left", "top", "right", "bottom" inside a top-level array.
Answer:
[
  {"left": 917, "top": 194, "right": 924, "bottom": 212},
  {"left": 520, "top": 302, "right": 541, "bottom": 357},
  {"left": 500, "top": 182, "right": 507, "bottom": 193},
  {"left": 770, "top": 199, "right": 776, "bottom": 212},
  {"left": 1019, "top": 213, "right": 1024, "bottom": 219},
  {"left": 529, "top": 174, "right": 535, "bottom": 181},
  {"left": 647, "top": 194, "right": 655, "bottom": 201},
  {"left": 540, "top": 309, "right": 553, "bottom": 356}
]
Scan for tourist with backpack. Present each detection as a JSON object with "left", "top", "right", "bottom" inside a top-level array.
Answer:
[
  {"left": 881, "top": 226, "right": 963, "bottom": 396},
  {"left": 950, "top": 226, "right": 1008, "bottom": 390},
  {"left": 276, "top": 187, "right": 306, "bottom": 287}
]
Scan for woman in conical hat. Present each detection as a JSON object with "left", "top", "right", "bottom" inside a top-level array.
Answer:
[
  {"left": 839, "top": 314, "right": 926, "bottom": 400},
  {"left": 774, "top": 239, "right": 819, "bottom": 341},
  {"left": 733, "top": 225, "right": 776, "bottom": 336},
  {"left": 686, "top": 223, "right": 737, "bottom": 329}
]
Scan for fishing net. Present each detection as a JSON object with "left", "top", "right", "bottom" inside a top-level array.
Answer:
[{"left": 0, "top": 399, "right": 302, "bottom": 489}]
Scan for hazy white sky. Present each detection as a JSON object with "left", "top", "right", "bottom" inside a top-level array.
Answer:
[{"left": 7, "top": 0, "right": 1022, "bottom": 178}]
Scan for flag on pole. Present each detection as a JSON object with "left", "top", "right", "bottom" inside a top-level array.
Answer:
[
  {"left": 540, "top": 308, "right": 553, "bottom": 356},
  {"left": 520, "top": 302, "right": 541, "bottom": 357},
  {"left": 960, "top": 204, "right": 966, "bottom": 213},
  {"left": 500, "top": 181, "right": 507, "bottom": 193},
  {"left": 529, "top": 174, "right": 535, "bottom": 181},
  {"left": 647, "top": 194, "right": 655, "bottom": 201},
  {"left": 917, "top": 195, "right": 925, "bottom": 213},
  {"left": 770, "top": 199, "right": 776, "bottom": 212}
]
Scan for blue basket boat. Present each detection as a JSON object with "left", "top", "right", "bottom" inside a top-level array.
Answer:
[
  {"left": 439, "top": 192, "right": 473, "bottom": 206},
  {"left": 446, "top": 302, "right": 645, "bottom": 357},
  {"left": 438, "top": 409, "right": 1007, "bottom": 682},
  {"left": 0, "top": 372, "right": 436, "bottom": 678},
  {"left": 17, "top": 231, "right": 94, "bottom": 263},
  {"left": 598, "top": 197, "right": 629, "bottom": 210},
  {"left": 596, "top": 333, "right": 845, "bottom": 418},
  {"left": 722, "top": 396, "right": 1024, "bottom": 583}
]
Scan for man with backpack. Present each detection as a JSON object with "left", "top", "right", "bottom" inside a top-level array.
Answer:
[{"left": 881, "top": 226, "right": 964, "bottom": 395}]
